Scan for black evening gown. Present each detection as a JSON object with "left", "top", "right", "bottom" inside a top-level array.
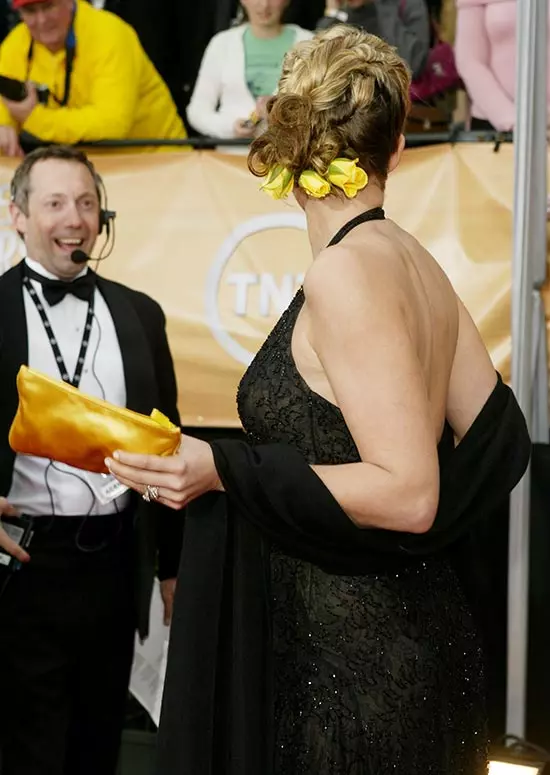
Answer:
[{"left": 156, "top": 208, "right": 530, "bottom": 775}]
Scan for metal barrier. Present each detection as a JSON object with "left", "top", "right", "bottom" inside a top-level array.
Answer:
[{"left": 18, "top": 127, "right": 515, "bottom": 152}]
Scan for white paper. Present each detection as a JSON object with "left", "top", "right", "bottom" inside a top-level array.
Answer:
[{"left": 129, "top": 579, "right": 170, "bottom": 727}]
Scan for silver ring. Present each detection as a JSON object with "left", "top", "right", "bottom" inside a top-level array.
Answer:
[{"left": 142, "top": 485, "right": 160, "bottom": 503}]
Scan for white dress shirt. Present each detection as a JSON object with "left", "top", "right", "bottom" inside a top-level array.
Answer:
[{"left": 7, "top": 258, "right": 130, "bottom": 516}]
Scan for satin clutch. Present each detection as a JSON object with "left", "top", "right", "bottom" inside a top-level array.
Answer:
[{"left": 9, "top": 366, "right": 181, "bottom": 474}]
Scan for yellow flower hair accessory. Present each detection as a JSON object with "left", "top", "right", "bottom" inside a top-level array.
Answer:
[
  {"left": 259, "top": 158, "right": 368, "bottom": 200},
  {"left": 326, "top": 158, "right": 368, "bottom": 198},
  {"left": 260, "top": 165, "right": 294, "bottom": 200},
  {"left": 298, "top": 169, "right": 331, "bottom": 199}
]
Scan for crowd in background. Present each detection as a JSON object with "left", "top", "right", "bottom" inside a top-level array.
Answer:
[{"left": 0, "top": 0, "right": 543, "bottom": 153}]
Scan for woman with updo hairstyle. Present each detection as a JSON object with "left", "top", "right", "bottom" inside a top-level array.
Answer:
[
  {"left": 107, "top": 26, "right": 529, "bottom": 775},
  {"left": 249, "top": 25, "right": 411, "bottom": 186}
]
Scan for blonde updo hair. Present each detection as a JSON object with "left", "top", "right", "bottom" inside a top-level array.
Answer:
[{"left": 248, "top": 25, "right": 411, "bottom": 186}]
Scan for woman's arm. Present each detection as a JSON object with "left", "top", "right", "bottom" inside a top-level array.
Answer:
[
  {"left": 455, "top": 5, "right": 515, "bottom": 131},
  {"left": 107, "top": 242, "right": 440, "bottom": 532},
  {"left": 186, "top": 35, "right": 238, "bottom": 139},
  {"left": 303, "top": 243, "right": 440, "bottom": 533}
]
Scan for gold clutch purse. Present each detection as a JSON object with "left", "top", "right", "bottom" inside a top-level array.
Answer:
[{"left": 9, "top": 366, "right": 181, "bottom": 474}]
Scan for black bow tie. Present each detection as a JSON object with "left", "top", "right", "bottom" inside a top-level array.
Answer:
[{"left": 25, "top": 266, "right": 96, "bottom": 307}]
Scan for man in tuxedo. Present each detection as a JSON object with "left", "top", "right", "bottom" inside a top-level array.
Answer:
[{"left": 0, "top": 144, "right": 182, "bottom": 775}]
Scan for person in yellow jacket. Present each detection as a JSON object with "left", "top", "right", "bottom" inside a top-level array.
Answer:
[{"left": 0, "top": 0, "right": 187, "bottom": 156}]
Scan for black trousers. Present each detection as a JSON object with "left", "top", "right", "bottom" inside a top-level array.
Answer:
[{"left": 0, "top": 512, "right": 136, "bottom": 775}]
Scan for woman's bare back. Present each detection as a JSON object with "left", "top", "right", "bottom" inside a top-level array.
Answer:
[{"left": 292, "top": 217, "right": 497, "bottom": 446}]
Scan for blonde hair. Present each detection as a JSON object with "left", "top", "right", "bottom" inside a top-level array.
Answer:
[{"left": 248, "top": 25, "right": 411, "bottom": 185}]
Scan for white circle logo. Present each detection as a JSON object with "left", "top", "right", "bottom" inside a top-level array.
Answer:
[{"left": 205, "top": 212, "right": 307, "bottom": 365}]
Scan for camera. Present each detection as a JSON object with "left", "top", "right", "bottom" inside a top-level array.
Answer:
[{"left": 0, "top": 74, "right": 49, "bottom": 105}]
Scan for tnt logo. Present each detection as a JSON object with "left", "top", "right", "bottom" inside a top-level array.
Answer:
[{"left": 205, "top": 213, "right": 309, "bottom": 365}]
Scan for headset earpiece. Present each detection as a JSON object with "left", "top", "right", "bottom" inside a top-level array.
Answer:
[
  {"left": 98, "top": 208, "right": 116, "bottom": 237},
  {"left": 97, "top": 175, "right": 116, "bottom": 238}
]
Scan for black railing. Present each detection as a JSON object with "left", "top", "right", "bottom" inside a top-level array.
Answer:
[
  {"left": 17, "top": 126, "right": 514, "bottom": 154},
  {"left": 68, "top": 127, "right": 513, "bottom": 151}
]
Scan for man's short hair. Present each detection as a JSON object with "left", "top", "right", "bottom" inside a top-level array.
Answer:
[{"left": 10, "top": 145, "right": 103, "bottom": 214}]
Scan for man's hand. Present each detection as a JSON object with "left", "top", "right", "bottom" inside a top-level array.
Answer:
[
  {"left": 160, "top": 578, "right": 176, "bottom": 626},
  {"left": 325, "top": 0, "right": 342, "bottom": 10},
  {"left": 2, "top": 82, "right": 38, "bottom": 125},
  {"left": 0, "top": 126, "right": 23, "bottom": 157},
  {"left": 0, "top": 497, "right": 29, "bottom": 563}
]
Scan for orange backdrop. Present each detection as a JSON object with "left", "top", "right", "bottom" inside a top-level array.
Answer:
[{"left": 0, "top": 144, "right": 544, "bottom": 427}]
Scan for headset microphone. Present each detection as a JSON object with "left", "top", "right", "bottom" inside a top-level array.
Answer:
[
  {"left": 70, "top": 249, "right": 89, "bottom": 264},
  {"left": 70, "top": 206, "right": 117, "bottom": 265}
]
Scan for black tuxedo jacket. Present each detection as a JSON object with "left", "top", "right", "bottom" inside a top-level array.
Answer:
[{"left": 0, "top": 261, "right": 183, "bottom": 639}]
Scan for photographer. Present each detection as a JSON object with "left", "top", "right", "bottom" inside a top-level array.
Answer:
[{"left": 0, "top": 0, "right": 187, "bottom": 157}]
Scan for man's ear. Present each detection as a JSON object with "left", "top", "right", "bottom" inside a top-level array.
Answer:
[{"left": 9, "top": 201, "right": 27, "bottom": 241}]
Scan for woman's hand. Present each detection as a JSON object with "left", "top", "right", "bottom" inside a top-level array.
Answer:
[
  {"left": 105, "top": 434, "right": 224, "bottom": 511},
  {"left": 233, "top": 118, "right": 256, "bottom": 138}
]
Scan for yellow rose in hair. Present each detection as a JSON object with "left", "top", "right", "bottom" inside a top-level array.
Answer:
[
  {"left": 327, "top": 158, "right": 368, "bottom": 198},
  {"left": 298, "top": 170, "right": 331, "bottom": 199},
  {"left": 260, "top": 165, "right": 294, "bottom": 199}
]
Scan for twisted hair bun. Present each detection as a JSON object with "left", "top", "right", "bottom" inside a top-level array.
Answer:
[{"left": 248, "top": 26, "right": 411, "bottom": 185}]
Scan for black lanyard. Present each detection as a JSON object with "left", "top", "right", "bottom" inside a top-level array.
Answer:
[
  {"left": 23, "top": 275, "right": 95, "bottom": 389},
  {"left": 25, "top": 12, "right": 76, "bottom": 107}
]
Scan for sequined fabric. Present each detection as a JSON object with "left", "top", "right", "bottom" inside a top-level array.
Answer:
[{"left": 237, "top": 288, "right": 488, "bottom": 774}]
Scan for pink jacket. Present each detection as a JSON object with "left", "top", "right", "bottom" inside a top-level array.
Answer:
[{"left": 455, "top": 0, "right": 550, "bottom": 131}]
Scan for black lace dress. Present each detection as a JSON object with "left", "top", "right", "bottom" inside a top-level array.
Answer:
[
  {"left": 237, "top": 289, "right": 487, "bottom": 775},
  {"left": 234, "top": 208, "right": 488, "bottom": 774}
]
